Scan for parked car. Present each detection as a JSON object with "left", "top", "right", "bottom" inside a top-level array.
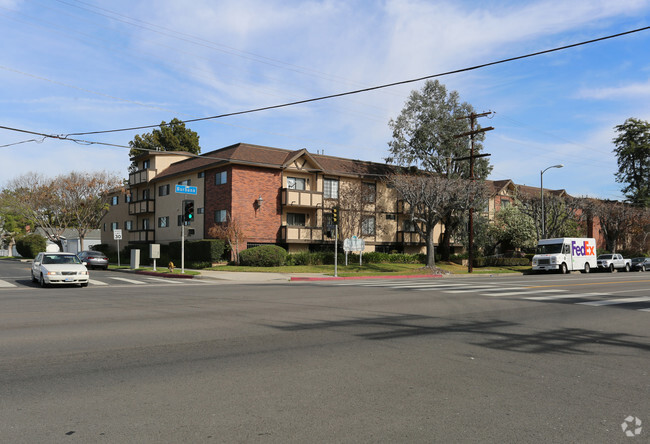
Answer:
[
  {"left": 630, "top": 257, "right": 650, "bottom": 272},
  {"left": 31, "top": 252, "right": 89, "bottom": 288},
  {"left": 77, "top": 250, "right": 109, "bottom": 270},
  {"left": 596, "top": 254, "right": 631, "bottom": 272}
]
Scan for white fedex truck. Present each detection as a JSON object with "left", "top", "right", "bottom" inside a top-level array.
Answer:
[{"left": 532, "top": 238, "right": 597, "bottom": 274}]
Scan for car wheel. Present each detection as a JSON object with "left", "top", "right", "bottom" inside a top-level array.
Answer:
[
  {"left": 560, "top": 263, "right": 568, "bottom": 274},
  {"left": 583, "top": 263, "right": 590, "bottom": 273},
  {"left": 642, "top": 265, "right": 646, "bottom": 272},
  {"left": 609, "top": 264, "right": 615, "bottom": 272},
  {"left": 80, "top": 282, "right": 88, "bottom": 287},
  {"left": 624, "top": 263, "right": 630, "bottom": 272},
  {"left": 39, "top": 273, "right": 48, "bottom": 288}
]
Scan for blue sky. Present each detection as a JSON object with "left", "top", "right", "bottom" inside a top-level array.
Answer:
[{"left": 1, "top": 0, "right": 649, "bottom": 200}]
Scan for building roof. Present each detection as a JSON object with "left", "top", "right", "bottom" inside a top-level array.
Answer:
[{"left": 153, "top": 143, "right": 398, "bottom": 181}]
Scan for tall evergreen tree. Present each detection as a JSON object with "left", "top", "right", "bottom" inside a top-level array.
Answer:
[{"left": 613, "top": 118, "right": 650, "bottom": 207}]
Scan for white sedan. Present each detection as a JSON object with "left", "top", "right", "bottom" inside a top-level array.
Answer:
[{"left": 31, "top": 252, "right": 90, "bottom": 288}]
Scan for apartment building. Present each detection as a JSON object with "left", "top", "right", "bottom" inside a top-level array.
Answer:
[{"left": 101, "top": 143, "right": 443, "bottom": 254}]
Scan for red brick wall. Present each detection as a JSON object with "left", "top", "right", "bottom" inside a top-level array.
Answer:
[{"left": 204, "top": 164, "right": 282, "bottom": 245}]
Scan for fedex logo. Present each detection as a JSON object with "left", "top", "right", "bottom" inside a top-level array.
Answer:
[{"left": 572, "top": 241, "right": 595, "bottom": 256}]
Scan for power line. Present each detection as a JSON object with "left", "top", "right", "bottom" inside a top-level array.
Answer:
[{"left": 65, "top": 25, "right": 650, "bottom": 137}]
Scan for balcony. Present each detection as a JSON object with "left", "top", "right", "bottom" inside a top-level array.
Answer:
[
  {"left": 129, "top": 229, "right": 155, "bottom": 243},
  {"left": 129, "top": 169, "right": 157, "bottom": 186},
  {"left": 397, "top": 231, "right": 423, "bottom": 244},
  {"left": 129, "top": 199, "right": 155, "bottom": 215},
  {"left": 282, "top": 188, "right": 323, "bottom": 208},
  {"left": 281, "top": 225, "right": 323, "bottom": 243}
]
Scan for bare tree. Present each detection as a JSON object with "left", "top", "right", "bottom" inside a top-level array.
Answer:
[
  {"left": 208, "top": 215, "right": 246, "bottom": 264},
  {"left": 589, "top": 200, "right": 644, "bottom": 252},
  {"left": 3, "top": 172, "right": 121, "bottom": 251},
  {"left": 517, "top": 192, "right": 587, "bottom": 239},
  {"left": 385, "top": 173, "right": 487, "bottom": 268},
  {"left": 336, "top": 181, "right": 388, "bottom": 242}
]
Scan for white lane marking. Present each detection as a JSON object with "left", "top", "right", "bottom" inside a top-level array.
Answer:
[
  {"left": 109, "top": 277, "right": 147, "bottom": 285},
  {"left": 0, "top": 279, "right": 17, "bottom": 287},
  {"left": 481, "top": 289, "right": 565, "bottom": 297},
  {"left": 89, "top": 279, "right": 109, "bottom": 286},
  {"left": 577, "top": 296, "right": 650, "bottom": 306},
  {"left": 144, "top": 277, "right": 184, "bottom": 284},
  {"left": 442, "top": 286, "right": 501, "bottom": 293},
  {"left": 525, "top": 293, "right": 604, "bottom": 301}
]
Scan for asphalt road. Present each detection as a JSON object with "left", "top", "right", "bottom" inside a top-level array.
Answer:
[{"left": 0, "top": 260, "right": 648, "bottom": 443}]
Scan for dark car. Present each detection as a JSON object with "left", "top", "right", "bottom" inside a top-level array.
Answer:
[
  {"left": 77, "top": 250, "right": 109, "bottom": 270},
  {"left": 630, "top": 257, "right": 650, "bottom": 272}
]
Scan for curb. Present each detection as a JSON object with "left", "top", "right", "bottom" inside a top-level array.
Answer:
[{"left": 290, "top": 274, "right": 443, "bottom": 282}]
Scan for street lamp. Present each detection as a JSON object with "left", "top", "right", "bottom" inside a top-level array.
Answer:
[{"left": 540, "top": 164, "right": 564, "bottom": 239}]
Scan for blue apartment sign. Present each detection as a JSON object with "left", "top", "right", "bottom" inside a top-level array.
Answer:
[{"left": 175, "top": 185, "right": 197, "bottom": 195}]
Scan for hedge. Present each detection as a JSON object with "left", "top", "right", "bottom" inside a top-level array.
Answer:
[
  {"left": 239, "top": 245, "right": 288, "bottom": 267},
  {"left": 15, "top": 234, "right": 47, "bottom": 258},
  {"left": 286, "top": 251, "right": 426, "bottom": 266},
  {"left": 168, "top": 239, "right": 226, "bottom": 265}
]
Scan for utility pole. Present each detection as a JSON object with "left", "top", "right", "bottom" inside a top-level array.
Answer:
[{"left": 454, "top": 111, "right": 494, "bottom": 273}]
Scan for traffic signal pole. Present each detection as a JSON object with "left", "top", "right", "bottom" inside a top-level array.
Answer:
[{"left": 181, "top": 221, "right": 185, "bottom": 274}]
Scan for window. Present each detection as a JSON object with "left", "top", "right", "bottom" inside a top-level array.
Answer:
[
  {"left": 215, "top": 209, "right": 227, "bottom": 223},
  {"left": 287, "top": 177, "right": 306, "bottom": 190},
  {"left": 159, "top": 184, "right": 170, "bottom": 196},
  {"left": 198, "top": 171, "right": 205, "bottom": 178},
  {"left": 404, "top": 220, "right": 417, "bottom": 232},
  {"left": 142, "top": 189, "right": 150, "bottom": 200},
  {"left": 361, "top": 216, "right": 376, "bottom": 236},
  {"left": 111, "top": 196, "right": 119, "bottom": 206},
  {"left": 111, "top": 222, "right": 119, "bottom": 231},
  {"left": 125, "top": 220, "right": 133, "bottom": 231},
  {"left": 215, "top": 171, "right": 227, "bottom": 185},
  {"left": 197, "top": 207, "right": 204, "bottom": 214},
  {"left": 287, "top": 213, "right": 306, "bottom": 226},
  {"left": 386, "top": 214, "right": 396, "bottom": 221},
  {"left": 142, "top": 219, "right": 150, "bottom": 230},
  {"left": 158, "top": 216, "right": 169, "bottom": 228},
  {"left": 501, "top": 199, "right": 511, "bottom": 208},
  {"left": 125, "top": 194, "right": 132, "bottom": 203},
  {"left": 324, "top": 178, "right": 339, "bottom": 199},
  {"left": 178, "top": 179, "right": 191, "bottom": 186},
  {"left": 362, "top": 182, "right": 376, "bottom": 203},
  {"left": 142, "top": 159, "right": 150, "bottom": 169}
]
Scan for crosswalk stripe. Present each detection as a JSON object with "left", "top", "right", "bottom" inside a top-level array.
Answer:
[
  {"left": 441, "top": 286, "right": 500, "bottom": 293},
  {"left": 109, "top": 277, "right": 147, "bottom": 285},
  {"left": 525, "top": 293, "right": 604, "bottom": 301},
  {"left": 89, "top": 279, "right": 109, "bottom": 286},
  {"left": 577, "top": 296, "right": 650, "bottom": 306},
  {"left": 144, "top": 277, "right": 184, "bottom": 284},
  {"left": 639, "top": 308, "right": 650, "bottom": 312},
  {"left": 481, "top": 289, "right": 565, "bottom": 297},
  {"left": 0, "top": 279, "right": 17, "bottom": 287}
]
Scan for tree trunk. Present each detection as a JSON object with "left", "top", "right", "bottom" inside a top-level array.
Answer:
[
  {"left": 440, "top": 225, "right": 451, "bottom": 261},
  {"left": 426, "top": 225, "right": 436, "bottom": 268}
]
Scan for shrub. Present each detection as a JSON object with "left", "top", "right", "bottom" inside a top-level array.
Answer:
[
  {"left": 15, "top": 234, "right": 47, "bottom": 258},
  {"left": 239, "top": 245, "right": 288, "bottom": 267},
  {"left": 168, "top": 239, "right": 226, "bottom": 264},
  {"left": 473, "top": 257, "right": 530, "bottom": 267}
]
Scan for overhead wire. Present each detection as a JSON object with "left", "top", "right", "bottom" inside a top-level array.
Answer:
[{"left": 64, "top": 25, "right": 650, "bottom": 137}]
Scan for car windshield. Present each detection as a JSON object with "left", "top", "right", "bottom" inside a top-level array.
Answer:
[
  {"left": 597, "top": 255, "right": 613, "bottom": 260},
  {"left": 536, "top": 243, "right": 563, "bottom": 254},
  {"left": 42, "top": 255, "right": 82, "bottom": 265}
]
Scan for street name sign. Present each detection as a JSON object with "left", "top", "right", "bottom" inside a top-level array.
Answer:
[{"left": 175, "top": 185, "right": 198, "bottom": 195}]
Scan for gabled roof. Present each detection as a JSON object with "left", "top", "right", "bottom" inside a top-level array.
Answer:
[
  {"left": 515, "top": 183, "right": 568, "bottom": 198},
  {"left": 152, "top": 143, "right": 398, "bottom": 181}
]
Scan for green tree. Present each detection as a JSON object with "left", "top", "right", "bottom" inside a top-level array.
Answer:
[
  {"left": 613, "top": 118, "right": 650, "bottom": 207},
  {"left": 492, "top": 206, "right": 537, "bottom": 251},
  {"left": 386, "top": 80, "right": 493, "bottom": 259},
  {"left": 129, "top": 118, "right": 201, "bottom": 170}
]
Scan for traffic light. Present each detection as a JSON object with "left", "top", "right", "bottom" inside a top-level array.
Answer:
[
  {"left": 331, "top": 206, "right": 339, "bottom": 225},
  {"left": 183, "top": 200, "right": 194, "bottom": 223}
]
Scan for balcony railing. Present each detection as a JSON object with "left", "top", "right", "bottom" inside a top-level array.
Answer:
[
  {"left": 281, "top": 225, "right": 323, "bottom": 242},
  {"left": 282, "top": 189, "right": 323, "bottom": 208},
  {"left": 128, "top": 169, "right": 157, "bottom": 186},
  {"left": 128, "top": 229, "right": 155, "bottom": 243},
  {"left": 129, "top": 199, "right": 155, "bottom": 215}
]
